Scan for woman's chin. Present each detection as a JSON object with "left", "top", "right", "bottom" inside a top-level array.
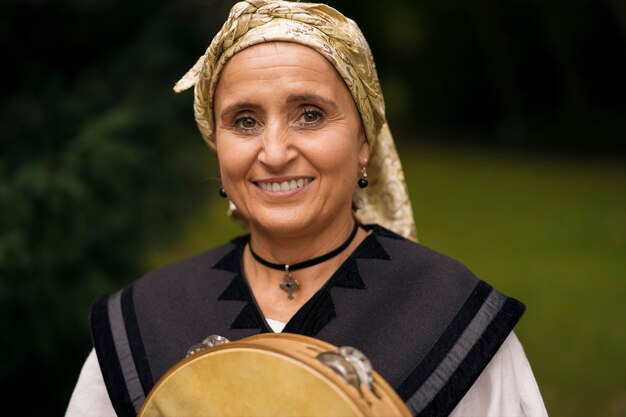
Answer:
[
  {"left": 249, "top": 215, "right": 314, "bottom": 236},
  {"left": 246, "top": 207, "right": 330, "bottom": 237}
]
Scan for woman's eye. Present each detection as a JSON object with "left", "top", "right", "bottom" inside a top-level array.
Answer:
[
  {"left": 299, "top": 108, "right": 324, "bottom": 125},
  {"left": 232, "top": 115, "right": 258, "bottom": 132}
]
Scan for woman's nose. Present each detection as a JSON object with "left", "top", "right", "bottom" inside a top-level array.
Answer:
[{"left": 257, "top": 122, "right": 297, "bottom": 170}]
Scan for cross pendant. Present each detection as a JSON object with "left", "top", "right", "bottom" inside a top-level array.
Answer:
[{"left": 279, "top": 265, "right": 300, "bottom": 300}]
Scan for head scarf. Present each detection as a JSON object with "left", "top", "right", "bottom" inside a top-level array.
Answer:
[{"left": 174, "top": 0, "right": 417, "bottom": 241}]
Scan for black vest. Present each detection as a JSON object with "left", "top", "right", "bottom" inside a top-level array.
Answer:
[{"left": 91, "top": 225, "right": 525, "bottom": 417}]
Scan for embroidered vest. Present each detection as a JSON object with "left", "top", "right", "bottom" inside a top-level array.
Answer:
[{"left": 91, "top": 225, "right": 525, "bottom": 417}]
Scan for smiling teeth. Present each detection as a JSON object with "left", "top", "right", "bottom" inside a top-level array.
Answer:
[{"left": 258, "top": 178, "right": 311, "bottom": 192}]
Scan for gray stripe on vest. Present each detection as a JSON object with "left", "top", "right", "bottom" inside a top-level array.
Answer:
[
  {"left": 406, "top": 289, "right": 507, "bottom": 414},
  {"left": 108, "top": 290, "right": 146, "bottom": 412}
]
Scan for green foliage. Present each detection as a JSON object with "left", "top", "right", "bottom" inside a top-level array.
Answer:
[
  {"left": 330, "top": 0, "right": 626, "bottom": 153},
  {"left": 0, "top": 1, "right": 220, "bottom": 413}
]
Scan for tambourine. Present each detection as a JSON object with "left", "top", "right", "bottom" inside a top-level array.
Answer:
[{"left": 139, "top": 333, "right": 411, "bottom": 417}]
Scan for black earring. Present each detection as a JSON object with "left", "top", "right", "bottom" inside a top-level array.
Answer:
[
  {"left": 219, "top": 187, "right": 228, "bottom": 198},
  {"left": 357, "top": 167, "right": 368, "bottom": 188}
]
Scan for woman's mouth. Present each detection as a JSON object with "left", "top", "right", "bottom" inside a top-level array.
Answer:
[{"left": 254, "top": 177, "right": 313, "bottom": 192}]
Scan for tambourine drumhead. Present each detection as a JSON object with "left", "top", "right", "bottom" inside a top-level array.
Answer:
[{"left": 139, "top": 333, "right": 411, "bottom": 417}]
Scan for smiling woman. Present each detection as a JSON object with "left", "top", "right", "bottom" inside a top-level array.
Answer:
[
  {"left": 215, "top": 42, "right": 368, "bottom": 243},
  {"left": 66, "top": 1, "right": 548, "bottom": 417}
]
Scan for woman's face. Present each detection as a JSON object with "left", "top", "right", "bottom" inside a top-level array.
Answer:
[{"left": 214, "top": 42, "right": 369, "bottom": 237}]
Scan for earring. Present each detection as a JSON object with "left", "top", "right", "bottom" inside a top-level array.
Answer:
[
  {"left": 219, "top": 187, "right": 228, "bottom": 198},
  {"left": 357, "top": 166, "right": 368, "bottom": 188}
]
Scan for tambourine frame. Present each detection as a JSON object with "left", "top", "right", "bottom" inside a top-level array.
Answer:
[{"left": 138, "top": 333, "right": 411, "bottom": 417}]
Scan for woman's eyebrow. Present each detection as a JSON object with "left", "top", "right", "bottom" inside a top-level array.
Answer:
[
  {"left": 219, "top": 102, "right": 259, "bottom": 118},
  {"left": 287, "top": 94, "right": 339, "bottom": 111},
  {"left": 220, "top": 95, "right": 339, "bottom": 118}
]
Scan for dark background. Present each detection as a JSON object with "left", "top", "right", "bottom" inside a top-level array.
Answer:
[{"left": 1, "top": 0, "right": 625, "bottom": 416}]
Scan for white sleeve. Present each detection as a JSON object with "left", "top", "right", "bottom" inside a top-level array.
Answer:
[
  {"left": 450, "top": 332, "right": 548, "bottom": 417},
  {"left": 65, "top": 348, "right": 117, "bottom": 417}
]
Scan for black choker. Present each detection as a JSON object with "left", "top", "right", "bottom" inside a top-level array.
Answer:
[{"left": 248, "top": 222, "right": 359, "bottom": 300}]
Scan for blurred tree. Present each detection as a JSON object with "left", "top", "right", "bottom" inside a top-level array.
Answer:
[
  {"left": 329, "top": 0, "right": 626, "bottom": 153},
  {"left": 0, "top": 0, "right": 227, "bottom": 414}
]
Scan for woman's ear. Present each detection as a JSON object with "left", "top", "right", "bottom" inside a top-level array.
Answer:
[{"left": 358, "top": 132, "right": 370, "bottom": 166}]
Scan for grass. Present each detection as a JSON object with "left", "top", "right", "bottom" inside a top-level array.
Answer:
[{"left": 145, "top": 140, "right": 626, "bottom": 417}]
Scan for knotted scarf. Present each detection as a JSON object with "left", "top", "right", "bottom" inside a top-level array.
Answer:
[{"left": 174, "top": 0, "right": 417, "bottom": 240}]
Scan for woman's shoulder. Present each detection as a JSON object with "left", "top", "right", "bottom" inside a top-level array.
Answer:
[
  {"left": 90, "top": 235, "right": 248, "bottom": 318},
  {"left": 366, "top": 222, "right": 527, "bottom": 323},
  {"left": 135, "top": 236, "right": 246, "bottom": 288},
  {"left": 115, "top": 235, "right": 254, "bottom": 314},
  {"left": 367, "top": 223, "right": 479, "bottom": 285}
]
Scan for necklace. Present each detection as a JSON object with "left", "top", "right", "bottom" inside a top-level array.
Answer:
[{"left": 248, "top": 221, "right": 359, "bottom": 300}]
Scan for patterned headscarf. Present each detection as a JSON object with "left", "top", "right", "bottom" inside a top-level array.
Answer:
[{"left": 174, "top": 0, "right": 417, "bottom": 240}]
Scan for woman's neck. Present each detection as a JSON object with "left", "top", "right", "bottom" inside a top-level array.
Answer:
[
  {"left": 242, "top": 216, "right": 369, "bottom": 321},
  {"left": 247, "top": 215, "right": 358, "bottom": 266}
]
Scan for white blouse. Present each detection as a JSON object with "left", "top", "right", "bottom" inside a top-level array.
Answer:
[{"left": 65, "top": 324, "right": 547, "bottom": 417}]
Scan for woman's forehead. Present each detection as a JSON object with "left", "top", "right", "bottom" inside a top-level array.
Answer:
[
  {"left": 231, "top": 41, "right": 328, "bottom": 63},
  {"left": 215, "top": 42, "right": 351, "bottom": 105},
  {"left": 221, "top": 42, "right": 335, "bottom": 81}
]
